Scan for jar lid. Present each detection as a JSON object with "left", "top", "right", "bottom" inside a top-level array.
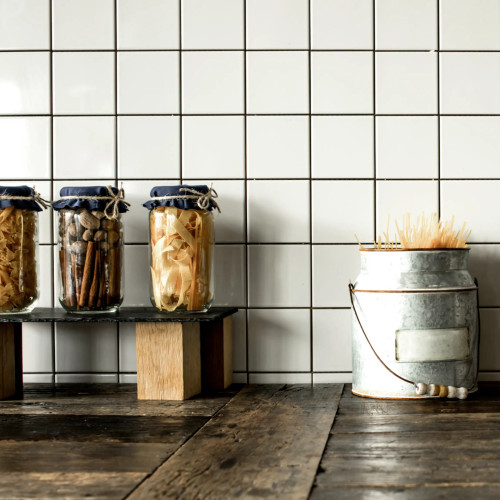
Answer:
[
  {"left": 0, "top": 185, "right": 49, "bottom": 212},
  {"left": 143, "top": 185, "right": 220, "bottom": 212},
  {"left": 52, "top": 185, "right": 129, "bottom": 218}
]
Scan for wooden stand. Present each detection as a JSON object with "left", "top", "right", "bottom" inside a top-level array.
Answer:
[
  {"left": 0, "top": 307, "right": 237, "bottom": 402},
  {"left": 0, "top": 323, "right": 23, "bottom": 400}
]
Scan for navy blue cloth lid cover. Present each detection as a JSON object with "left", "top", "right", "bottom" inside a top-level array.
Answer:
[
  {"left": 52, "top": 185, "right": 129, "bottom": 217},
  {"left": 0, "top": 185, "right": 49, "bottom": 212},
  {"left": 143, "top": 185, "right": 220, "bottom": 212}
]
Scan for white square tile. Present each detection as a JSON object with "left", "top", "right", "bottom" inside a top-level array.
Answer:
[
  {"left": 54, "top": 117, "right": 115, "bottom": 179},
  {"left": 247, "top": 116, "right": 309, "bottom": 178},
  {"left": 38, "top": 245, "right": 53, "bottom": 307},
  {"left": 53, "top": 0, "right": 114, "bottom": 50},
  {"left": 52, "top": 179, "right": 114, "bottom": 245},
  {"left": 376, "top": 117, "right": 438, "bottom": 179},
  {"left": 214, "top": 245, "right": 246, "bottom": 307},
  {"left": 232, "top": 373, "right": 247, "bottom": 383},
  {"left": 311, "top": 0, "right": 372, "bottom": 49},
  {"left": 312, "top": 52, "right": 373, "bottom": 114},
  {"left": 55, "top": 323, "right": 118, "bottom": 372},
  {"left": 0, "top": 52, "right": 50, "bottom": 114},
  {"left": 123, "top": 244, "right": 150, "bottom": 306},
  {"left": 119, "top": 323, "right": 136, "bottom": 371},
  {"left": 248, "top": 309, "right": 310, "bottom": 371},
  {"left": 376, "top": 181, "right": 438, "bottom": 237},
  {"left": 246, "top": 0, "right": 308, "bottom": 49},
  {"left": 440, "top": 53, "right": 500, "bottom": 115},
  {"left": 1, "top": 180, "right": 52, "bottom": 244},
  {"left": 468, "top": 245, "right": 500, "bottom": 307},
  {"left": 313, "top": 309, "right": 351, "bottom": 372},
  {"left": 441, "top": 181, "right": 500, "bottom": 243},
  {"left": 0, "top": 118, "right": 50, "bottom": 179},
  {"left": 183, "top": 179, "right": 245, "bottom": 243},
  {"left": 118, "top": 52, "right": 179, "bottom": 114},
  {"left": 441, "top": 0, "right": 500, "bottom": 50},
  {"left": 182, "top": 116, "right": 244, "bottom": 179},
  {"left": 441, "top": 117, "right": 500, "bottom": 179},
  {"left": 232, "top": 309, "right": 247, "bottom": 371},
  {"left": 53, "top": 52, "right": 115, "bottom": 115},
  {"left": 312, "top": 181, "right": 374, "bottom": 243},
  {"left": 249, "top": 373, "right": 312, "bottom": 383},
  {"left": 313, "top": 245, "right": 360, "bottom": 307},
  {"left": 120, "top": 180, "right": 166, "bottom": 244},
  {"left": 24, "top": 374, "right": 54, "bottom": 383},
  {"left": 23, "top": 324, "right": 53, "bottom": 373},
  {"left": 0, "top": 0, "right": 50, "bottom": 49},
  {"left": 182, "top": 0, "right": 243, "bottom": 49},
  {"left": 376, "top": 0, "right": 437, "bottom": 50},
  {"left": 479, "top": 310, "right": 500, "bottom": 371},
  {"left": 118, "top": 116, "right": 180, "bottom": 179},
  {"left": 248, "top": 245, "right": 310, "bottom": 307},
  {"left": 247, "top": 52, "right": 309, "bottom": 114},
  {"left": 248, "top": 180, "right": 309, "bottom": 243},
  {"left": 312, "top": 116, "right": 373, "bottom": 178},
  {"left": 118, "top": 0, "right": 179, "bottom": 49},
  {"left": 376, "top": 52, "right": 437, "bottom": 114},
  {"left": 182, "top": 52, "right": 244, "bottom": 114},
  {"left": 313, "top": 373, "right": 352, "bottom": 383},
  {"left": 56, "top": 374, "right": 119, "bottom": 383},
  {"left": 119, "top": 374, "right": 137, "bottom": 383}
]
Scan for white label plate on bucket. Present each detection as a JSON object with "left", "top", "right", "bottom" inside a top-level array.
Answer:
[{"left": 396, "top": 328, "right": 469, "bottom": 362}]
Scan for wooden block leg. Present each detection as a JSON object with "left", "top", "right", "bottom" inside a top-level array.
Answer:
[
  {"left": 200, "top": 316, "right": 233, "bottom": 391},
  {"left": 136, "top": 322, "right": 201, "bottom": 400},
  {"left": 0, "top": 323, "right": 23, "bottom": 400}
]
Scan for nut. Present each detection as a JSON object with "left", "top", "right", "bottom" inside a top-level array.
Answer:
[
  {"left": 82, "top": 229, "right": 94, "bottom": 242},
  {"left": 98, "top": 242, "right": 109, "bottom": 252},
  {"left": 94, "top": 230, "right": 106, "bottom": 242},
  {"left": 79, "top": 210, "right": 100, "bottom": 230},
  {"left": 92, "top": 210, "right": 105, "bottom": 220},
  {"left": 101, "top": 219, "right": 115, "bottom": 230},
  {"left": 107, "top": 230, "right": 120, "bottom": 245},
  {"left": 71, "top": 240, "right": 87, "bottom": 254},
  {"left": 68, "top": 223, "right": 78, "bottom": 238}
]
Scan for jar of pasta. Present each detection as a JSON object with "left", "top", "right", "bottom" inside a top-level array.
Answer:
[
  {"left": 0, "top": 185, "right": 49, "bottom": 313},
  {"left": 144, "top": 185, "right": 219, "bottom": 312},
  {"left": 52, "top": 186, "right": 129, "bottom": 313}
]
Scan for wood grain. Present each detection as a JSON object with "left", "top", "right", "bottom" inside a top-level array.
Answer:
[
  {"left": 136, "top": 322, "right": 201, "bottom": 400},
  {"left": 0, "top": 323, "right": 22, "bottom": 400},
  {"left": 129, "top": 384, "right": 343, "bottom": 500}
]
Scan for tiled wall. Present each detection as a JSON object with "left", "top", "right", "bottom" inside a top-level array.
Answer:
[{"left": 1, "top": 0, "right": 500, "bottom": 384}]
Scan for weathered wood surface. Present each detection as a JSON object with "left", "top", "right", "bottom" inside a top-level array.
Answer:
[
  {"left": 129, "top": 384, "right": 343, "bottom": 500},
  {"left": 311, "top": 384, "right": 500, "bottom": 500}
]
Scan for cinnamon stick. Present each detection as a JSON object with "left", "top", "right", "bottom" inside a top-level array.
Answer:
[
  {"left": 78, "top": 241, "right": 95, "bottom": 307},
  {"left": 62, "top": 249, "right": 76, "bottom": 307},
  {"left": 88, "top": 249, "right": 101, "bottom": 307},
  {"left": 71, "top": 253, "right": 81, "bottom": 309},
  {"left": 107, "top": 246, "right": 119, "bottom": 305}
]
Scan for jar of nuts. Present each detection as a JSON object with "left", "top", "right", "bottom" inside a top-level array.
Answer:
[
  {"left": 52, "top": 186, "right": 129, "bottom": 313},
  {"left": 0, "top": 185, "right": 49, "bottom": 313},
  {"left": 143, "top": 185, "right": 219, "bottom": 312}
]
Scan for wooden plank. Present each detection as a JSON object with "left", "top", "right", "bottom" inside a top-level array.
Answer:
[
  {"left": 0, "top": 472, "right": 145, "bottom": 500},
  {"left": 200, "top": 316, "right": 233, "bottom": 390},
  {"left": 0, "top": 323, "right": 16, "bottom": 399},
  {"left": 129, "top": 384, "right": 343, "bottom": 500},
  {"left": 136, "top": 322, "right": 201, "bottom": 400}
]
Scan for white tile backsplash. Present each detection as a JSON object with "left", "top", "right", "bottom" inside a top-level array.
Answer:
[
  {"left": 5, "top": 1, "right": 500, "bottom": 384},
  {"left": 0, "top": 52, "right": 50, "bottom": 114},
  {"left": 53, "top": 52, "right": 115, "bottom": 115},
  {"left": 312, "top": 52, "right": 373, "bottom": 114},
  {"left": 23, "top": 324, "right": 53, "bottom": 373},
  {"left": 52, "top": 0, "right": 115, "bottom": 50},
  {"left": 0, "top": 0, "right": 50, "bottom": 50}
]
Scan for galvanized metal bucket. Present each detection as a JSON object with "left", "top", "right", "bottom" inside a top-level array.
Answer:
[{"left": 351, "top": 249, "right": 479, "bottom": 399}]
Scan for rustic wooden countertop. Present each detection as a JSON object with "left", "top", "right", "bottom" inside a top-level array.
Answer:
[{"left": 0, "top": 383, "right": 499, "bottom": 499}]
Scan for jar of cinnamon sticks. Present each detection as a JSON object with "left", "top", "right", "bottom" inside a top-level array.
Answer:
[
  {"left": 0, "top": 185, "right": 49, "bottom": 313},
  {"left": 143, "top": 185, "right": 219, "bottom": 312},
  {"left": 52, "top": 186, "right": 129, "bottom": 313}
]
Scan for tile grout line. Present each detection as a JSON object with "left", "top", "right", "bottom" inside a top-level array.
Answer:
[
  {"left": 114, "top": 0, "right": 120, "bottom": 381},
  {"left": 179, "top": 0, "right": 183, "bottom": 184},
  {"left": 373, "top": 0, "right": 377, "bottom": 241},
  {"left": 437, "top": 0, "right": 442, "bottom": 219}
]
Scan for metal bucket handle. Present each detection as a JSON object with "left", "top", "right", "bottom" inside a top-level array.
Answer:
[{"left": 349, "top": 281, "right": 480, "bottom": 400}]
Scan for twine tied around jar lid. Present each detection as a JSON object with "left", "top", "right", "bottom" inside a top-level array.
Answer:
[
  {"left": 150, "top": 184, "right": 221, "bottom": 213},
  {"left": 0, "top": 187, "right": 52, "bottom": 210},
  {"left": 59, "top": 184, "right": 130, "bottom": 220}
]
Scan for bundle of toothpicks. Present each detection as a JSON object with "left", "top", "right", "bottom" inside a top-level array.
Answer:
[{"left": 356, "top": 213, "right": 471, "bottom": 250}]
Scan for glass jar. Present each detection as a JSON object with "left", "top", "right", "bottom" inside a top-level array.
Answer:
[
  {"left": 52, "top": 186, "right": 129, "bottom": 313},
  {"left": 144, "top": 185, "right": 218, "bottom": 312},
  {"left": 0, "top": 185, "right": 46, "bottom": 313}
]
